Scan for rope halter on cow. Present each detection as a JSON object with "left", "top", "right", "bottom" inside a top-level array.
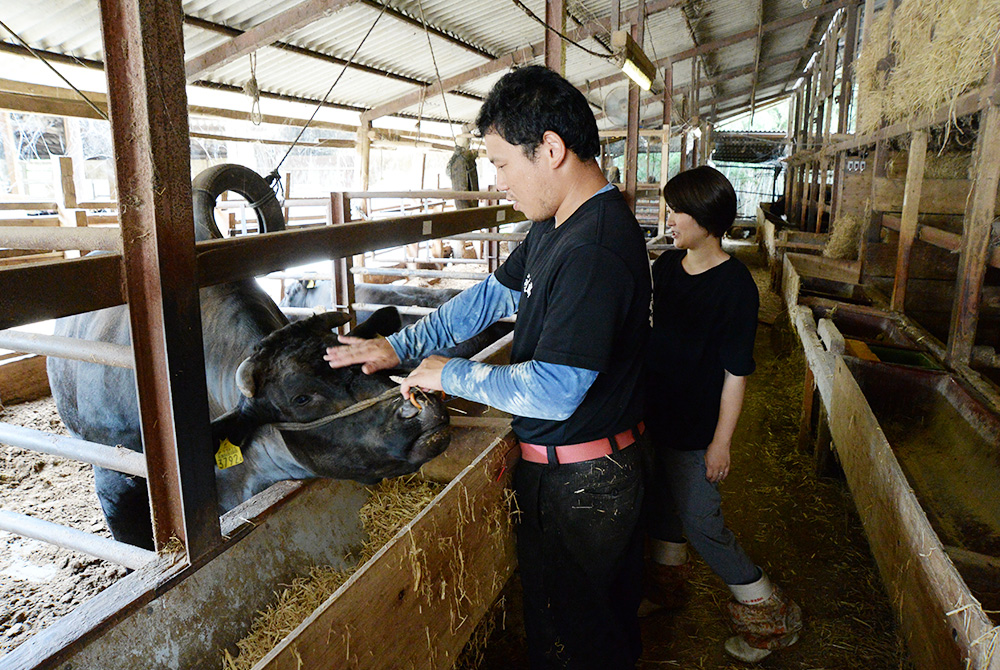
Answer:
[{"left": 268, "top": 386, "right": 436, "bottom": 433}]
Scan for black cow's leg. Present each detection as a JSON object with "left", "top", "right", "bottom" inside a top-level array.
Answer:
[{"left": 93, "top": 466, "right": 154, "bottom": 551}]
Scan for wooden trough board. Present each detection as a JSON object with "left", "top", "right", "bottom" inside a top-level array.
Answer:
[
  {"left": 254, "top": 428, "right": 518, "bottom": 670},
  {"left": 828, "top": 356, "right": 999, "bottom": 669}
]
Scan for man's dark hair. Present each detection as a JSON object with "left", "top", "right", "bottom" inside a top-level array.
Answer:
[
  {"left": 663, "top": 166, "right": 738, "bottom": 238},
  {"left": 475, "top": 65, "right": 600, "bottom": 160}
]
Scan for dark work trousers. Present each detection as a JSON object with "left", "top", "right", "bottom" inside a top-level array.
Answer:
[
  {"left": 513, "top": 433, "right": 647, "bottom": 669},
  {"left": 644, "top": 444, "right": 760, "bottom": 586}
]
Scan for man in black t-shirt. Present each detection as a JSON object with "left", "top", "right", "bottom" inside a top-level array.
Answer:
[{"left": 325, "top": 66, "right": 651, "bottom": 669}]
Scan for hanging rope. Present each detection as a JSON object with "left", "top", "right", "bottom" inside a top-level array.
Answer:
[
  {"left": 416, "top": 0, "right": 457, "bottom": 147},
  {"left": 0, "top": 19, "right": 108, "bottom": 121},
  {"left": 266, "top": 0, "right": 389, "bottom": 193},
  {"left": 243, "top": 52, "right": 262, "bottom": 126}
]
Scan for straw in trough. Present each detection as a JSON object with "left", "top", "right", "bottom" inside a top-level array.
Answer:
[{"left": 221, "top": 475, "right": 444, "bottom": 670}]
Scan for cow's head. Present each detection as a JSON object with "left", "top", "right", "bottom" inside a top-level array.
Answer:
[{"left": 212, "top": 308, "right": 450, "bottom": 484}]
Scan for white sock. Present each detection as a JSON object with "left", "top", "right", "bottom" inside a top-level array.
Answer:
[
  {"left": 650, "top": 539, "right": 688, "bottom": 566},
  {"left": 728, "top": 572, "right": 775, "bottom": 605}
]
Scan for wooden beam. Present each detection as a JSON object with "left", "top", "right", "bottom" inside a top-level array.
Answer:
[
  {"left": 361, "top": 0, "right": 682, "bottom": 121},
  {"left": 890, "top": 130, "right": 928, "bottom": 311},
  {"left": 357, "top": 0, "right": 496, "bottom": 60},
  {"left": 184, "top": 0, "right": 360, "bottom": 81},
  {"left": 544, "top": 0, "right": 566, "bottom": 75},
  {"left": 947, "top": 103, "right": 1000, "bottom": 365},
  {"left": 0, "top": 206, "right": 526, "bottom": 331},
  {"left": 838, "top": 2, "right": 859, "bottom": 134},
  {"left": 584, "top": 0, "right": 850, "bottom": 93},
  {"left": 99, "top": 0, "right": 222, "bottom": 560},
  {"left": 182, "top": 14, "right": 426, "bottom": 88},
  {"left": 749, "top": 0, "right": 765, "bottom": 116},
  {"left": 625, "top": 3, "right": 645, "bottom": 210}
]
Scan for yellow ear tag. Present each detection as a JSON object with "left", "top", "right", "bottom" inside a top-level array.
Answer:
[
  {"left": 305, "top": 279, "right": 316, "bottom": 289},
  {"left": 215, "top": 438, "right": 244, "bottom": 469}
]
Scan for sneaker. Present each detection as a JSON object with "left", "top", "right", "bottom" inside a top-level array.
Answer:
[{"left": 724, "top": 631, "right": 799, "bottom": 663}]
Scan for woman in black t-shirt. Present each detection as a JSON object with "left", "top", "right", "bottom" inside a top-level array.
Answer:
[{"left": 642, "top": 167, "right": 803, "bottom": 662}]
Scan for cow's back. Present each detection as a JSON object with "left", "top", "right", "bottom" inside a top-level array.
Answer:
[{"left": 47, "top": 305, "right": 141, "bottom": 452}]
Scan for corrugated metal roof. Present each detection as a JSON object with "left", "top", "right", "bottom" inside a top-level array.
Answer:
[{"left": 0, "top": 0, "right": 840, "bottom": 128}]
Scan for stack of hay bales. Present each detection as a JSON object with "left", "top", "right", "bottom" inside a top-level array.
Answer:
[{"left": 855, "top": 0, "right": 1000, "bottom": 136}]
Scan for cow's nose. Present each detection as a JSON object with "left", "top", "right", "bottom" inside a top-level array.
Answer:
[{"left": 396, "top": 397, "right": 421, "bottom": 419}]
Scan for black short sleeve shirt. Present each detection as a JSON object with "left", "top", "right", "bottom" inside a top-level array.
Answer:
[
  {"left": 494, "top": 188, "right": 651, "bottom": 445},
  {"left": 645, "top": 250, "right": 759, "bottom": 451}
]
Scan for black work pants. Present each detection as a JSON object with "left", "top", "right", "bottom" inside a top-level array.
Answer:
[{"left": 513, "top": 434, "right": 647, "bottom": 670}]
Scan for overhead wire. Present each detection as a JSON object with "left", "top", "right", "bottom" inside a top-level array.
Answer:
[
  {"left": 416, "top": 0, "right": 457, "bottom": 146},
  {"left": 509, "top": 0, "right": 613, "bottom": 60},
  {"left": 267, "top": 0, "right": 390, "bottom": 191},
  {"left": 0, "top": 19, "right": 109, "bottom": 121}
]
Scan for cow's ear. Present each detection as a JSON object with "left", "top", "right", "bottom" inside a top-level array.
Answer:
[
  {"left": 349, "top": 306, "right": 401, "bottom": 339},
  {"left": 307, "top": 310, "right": 352, "bottom": 333},
  {"left": 210, "top": 407, "right": 257, "bottom": 449}
]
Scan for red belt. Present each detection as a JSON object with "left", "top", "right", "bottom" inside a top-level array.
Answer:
[{"left": 520, "top": 422, "right": 644, "bottom": 465}]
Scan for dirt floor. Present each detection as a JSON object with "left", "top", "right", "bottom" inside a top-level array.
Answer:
[
  {"left": 0, "top": 242, "right": 914, "bottom": 668},
  {"left": 0, "top": 398, "right": 126, "bottom": 655},
  {"left": 469, "top": 243, "right": 915, "bottom": 670}
]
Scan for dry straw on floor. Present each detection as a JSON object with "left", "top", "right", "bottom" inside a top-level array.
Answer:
[{"left": 855, "top": 0, "right": 1000, "bottom": 136}]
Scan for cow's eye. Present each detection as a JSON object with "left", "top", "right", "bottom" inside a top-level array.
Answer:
[{"left": 293, "top": 394, "right": 312, "bottom": 406}]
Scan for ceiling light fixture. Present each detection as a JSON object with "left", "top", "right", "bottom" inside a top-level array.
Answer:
[{"left": 611, "top": 29, "right": 658, "bottom": 92}]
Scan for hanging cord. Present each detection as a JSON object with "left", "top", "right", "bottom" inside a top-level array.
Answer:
[
  {"left": 0, "top": 19, "right": 108, "bottom": 121},
  {"left": 416, "top": 0, "right": 457, "bottom": 146},
  {"left": 509, "top": 0, "right": 612, "bottom": 60},
  {"left": 243, "top": 52, "right": 262, "bottom": 126},
  {"left": 266, "top": 0, "right": 389, "bottom": 193}
]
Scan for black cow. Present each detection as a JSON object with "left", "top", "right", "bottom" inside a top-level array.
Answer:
[
  {"left": 46, "top": 165, "right": 450, "bottom": 550},
  {"left": 280, "top": 281, "right": 513, "bottom": 361}
]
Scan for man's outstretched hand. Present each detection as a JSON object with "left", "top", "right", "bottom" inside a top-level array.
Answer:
[{"left": 323, "top": 335, "right": 400, "bottom": 375}]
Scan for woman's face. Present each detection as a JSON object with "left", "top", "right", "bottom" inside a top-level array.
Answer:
[{"left": 665, "top": 206, "right": 710, "bottom": 250}]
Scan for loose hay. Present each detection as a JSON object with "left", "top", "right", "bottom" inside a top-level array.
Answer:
[
  {"left": 855, "top": 0, "right": 1000, "bottom": 136},
  {"left": 823, "top": 213, "right": 864, "bottom": 260},
  {"left": 222, "top": 475, "right": 444, "bottom": 670}
]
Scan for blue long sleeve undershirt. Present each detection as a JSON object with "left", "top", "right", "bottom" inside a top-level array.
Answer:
[{"left": 385, "top": 274, "right": 598, "bottom": 420}]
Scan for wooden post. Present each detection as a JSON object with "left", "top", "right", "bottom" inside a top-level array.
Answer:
[
  {"left": 839, "top": 2, "right": 860, "bottom": 134},
  {"left": 544, "top": 0, "right": 566, "bottom": 75},
  {"left": 1, "top": 112, "right": 20, "bottom": 195},
  {"left": 815, "top": 160, "right": 828, "bottom": 233},
  {"left": 890, "top": 130, "right": 928, "bottom": 312},
  {"left": 99, "top": 0, "right": 221, "bottom": 559},
  {"left": 624, "top": 2, "right": 645, "bottom": 212},
  {"left": 946, "top": 103, "right": 1000, "bottom": 365},
  {"left": 327, "top": 192, "right": 355, "bottom": 333},
  {"left": 659, "top": 63, "right": 672, "bottom": 237},
  {"left": 359, "top": 120, "right": 371, "bottom": 217}
]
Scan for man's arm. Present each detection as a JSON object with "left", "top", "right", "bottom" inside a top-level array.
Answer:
[
  {"left": 387, "top": 275, "right": 519, "bottom": 365},
  {"left": 401, "top": 356, "right": 598, "bottom": 420},
  {"left": 704, "top": 372, "right": 747, "bottom": 483},
  {"left": 324, "top": 275, "right": 519, "bottom": 373}
]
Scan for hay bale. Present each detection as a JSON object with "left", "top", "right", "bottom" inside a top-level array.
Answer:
[
  {"left": 886, "top": 150, "right": 972, "bottom": 179},
  {"left": 855, "top": 0, "right": 1000, "bottom": 136},
  {"left": 823, "top": 213, "right": 864, "bottom": 260}
]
